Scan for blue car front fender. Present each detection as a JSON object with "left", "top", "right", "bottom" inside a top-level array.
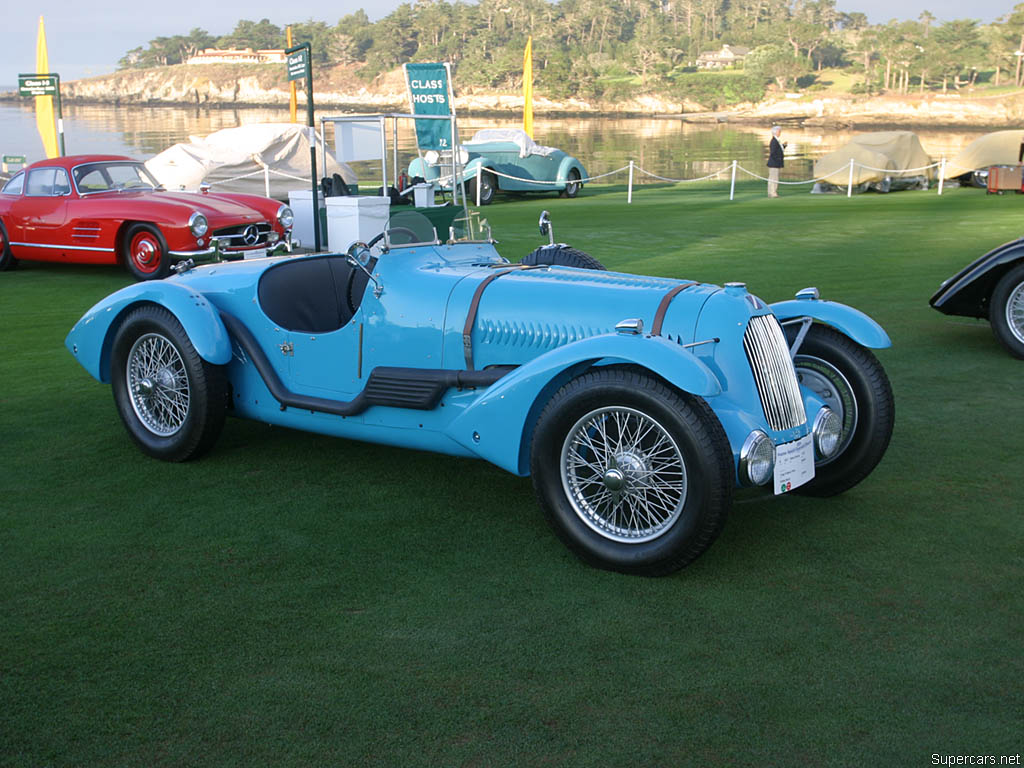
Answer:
[
  {"left": 65, "top": 281, "right": 232, "bottom": 383},
  {"left": 770, "top": 298, "right": 891, "bottom": 349},
  {"left": 444, "top": 332, "right": 722, "bottom": 476}
]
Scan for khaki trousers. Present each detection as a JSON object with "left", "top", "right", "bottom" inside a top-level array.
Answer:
[{"left": 768, "top": 167, "right": 780, "bottom": 197}]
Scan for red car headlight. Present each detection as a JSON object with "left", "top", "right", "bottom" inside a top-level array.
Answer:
[{"left": 189, "top": 212, "right": 208, "bottom": 238}]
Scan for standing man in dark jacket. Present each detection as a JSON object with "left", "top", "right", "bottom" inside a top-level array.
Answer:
[{"left": 767, "top": 125, "right": 785, "bottom": 198}]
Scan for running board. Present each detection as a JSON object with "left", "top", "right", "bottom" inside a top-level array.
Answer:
[{"left": 220, "top": 311, "right": 513, "bottom": 417}]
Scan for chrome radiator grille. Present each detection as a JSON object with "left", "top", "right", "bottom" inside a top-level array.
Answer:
[{"left": 743, "top": 315, "right": 807, "bottom": 431}]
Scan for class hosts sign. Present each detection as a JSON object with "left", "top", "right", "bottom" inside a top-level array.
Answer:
[{"left": 404, "top": 63, "right": 454, "bottom": 152}]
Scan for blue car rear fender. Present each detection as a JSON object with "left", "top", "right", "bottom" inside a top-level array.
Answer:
[
  {"left": 557, "top": 156, "right": 586, "bottom": 183},
  {"left": 65, "top": 281, "right": 232, "bottom": 383},
  {"left": 770, "top": 299, "right": 891, "bottom": 349},
  {"left": 444, "top": 332, "right": 722, "bottom": 476}
]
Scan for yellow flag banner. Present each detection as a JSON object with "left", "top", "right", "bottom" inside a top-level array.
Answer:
[
  {"left": 523, "top": 36, "right": 533, "bottom": 139},
  {"left": 286, "top": 26, "right": 298, "bottom": 123},
  {"left": 35, "top": 16, "right": 59, "bottom": 158}
]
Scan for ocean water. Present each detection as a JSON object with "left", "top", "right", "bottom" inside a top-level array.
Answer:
[{"left": 0, "top": 100, "right": 991, "bottom": 186}]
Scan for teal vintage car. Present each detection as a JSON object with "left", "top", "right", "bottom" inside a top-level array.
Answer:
[{"left": 407, "top": 129, "right": 587, "bottom": 205}]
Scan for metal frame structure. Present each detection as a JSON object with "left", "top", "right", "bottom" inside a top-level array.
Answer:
[{"left": 319, "top": 113, "right": 465, "bottom": 208}]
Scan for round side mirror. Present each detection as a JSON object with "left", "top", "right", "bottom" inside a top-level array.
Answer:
[{"left": 346, "top": 241, "right": 371, "bottom": 267}]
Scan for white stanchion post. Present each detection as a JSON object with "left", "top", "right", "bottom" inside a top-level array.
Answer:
[
  {"left": 730, "top": 160, "right": 737, "bottom": 201},
  {"left": 628, "top": 160, "right": 634, "bottom": 204},
  {"left": 938, "top": 157, "right": 946, "bottom": 196},
  {"left": 476, "top": 171, "right": 481, "bottom": 207},
  {"left": 264, "top": 167, "right": 270, "bottom": 198},
  {"left": 847, "top": 159, "right": 854, "bottom": 198}
]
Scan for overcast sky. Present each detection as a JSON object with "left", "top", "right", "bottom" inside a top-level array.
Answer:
[{"left": 1, "top": 0, "right": 1017, "bottom": 83}]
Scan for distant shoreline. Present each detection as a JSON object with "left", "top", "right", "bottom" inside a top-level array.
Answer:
[{"left": 4, "top": 66, "right": 1023, "bottom": 129}]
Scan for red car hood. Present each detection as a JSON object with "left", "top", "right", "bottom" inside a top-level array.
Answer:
[{"left": 86, "top": 190, "right": 270, "bottom": 222}]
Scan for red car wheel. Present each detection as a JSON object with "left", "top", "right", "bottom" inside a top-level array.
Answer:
[
  {"left": 0, "top": 220, "right": 16, "bottom": 271},
  {"left": 124, "top": 224, "right": 170, "bottom": 280}
]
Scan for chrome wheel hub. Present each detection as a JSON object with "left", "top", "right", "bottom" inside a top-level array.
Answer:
[
  {"left": 796, "top": 356, "right": 857, "bottom": 465},
  {"left": 126, "top": 333, "right": 189, "bottom": 436},
  {"left": 561, "top": 406, "right": 687, "bottom": 543},
  {"left": 134, "top": 239, "right": 157, "bottom": 265}
]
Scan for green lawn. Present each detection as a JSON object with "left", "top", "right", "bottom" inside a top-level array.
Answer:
[{"left": 2, "top": 181, "right": 1021, "bottom": 767}]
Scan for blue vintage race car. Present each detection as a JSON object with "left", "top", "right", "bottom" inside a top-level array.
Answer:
[
  {"left": 408, "top": 129, "right": 586, "bottom": 205},
  {"left": 66, "top": 213, "right": 894, "bottom": 575}
]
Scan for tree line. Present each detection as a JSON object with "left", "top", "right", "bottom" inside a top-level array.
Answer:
[{"left": 118, "top": 1, "right": 1024, "bottom": 107}]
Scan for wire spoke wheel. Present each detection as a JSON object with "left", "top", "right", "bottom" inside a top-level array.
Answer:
[
  {"left": 561, "top": 406, "right": 687, "bottom": 543},
  {"left": 126, "top": 332, "right": 190, "bottom": 436},
  {"left": 1004, "top": 280, "right": 1024, "bottom": 346},
  {"left": 561, "top": 168, "right": 582, "bottom": 198},
  {"left": 111, "top": 305, "right": 226, "bottom": 461},
  {"left": 531, "top": 367, "right": 731, "bottom": 575}
]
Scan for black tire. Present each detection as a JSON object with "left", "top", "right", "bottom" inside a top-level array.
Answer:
[
  {"left": 111, "top": 305, "right": 227, "bottom": 461},
  {"left": 122, "top": 223, "right": 171, "bottom": 281},
  {"left": 467, "top": 170, "right": 496, "bottom": 206},
  {"left": 989, "top": 263, "right": 1024, "bottom": 359},
  {"left": 0, "top": 219, "right": 17, "bottom": 271},
  {"left": 560, "top": 168, "right": 582, "bottom": 199},
  {"left": 787, "top": 324, "right": 895, "bottom": 497},
  {"left": 530, "top": 367, "right": 733, "bottom": 576},
  {"left": 522, "top": 245, "right": 606, "bottom": 270}
]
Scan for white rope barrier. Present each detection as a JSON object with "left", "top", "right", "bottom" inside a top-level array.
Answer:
[
  {"left": 735, "top": 165, "right": 844, "bottom": 185},
  {"left": 634, "top": 166, "right": 729, "bottom": 184},
  {"left": 0, "top": 155, "right": 953, "bottom": 203}
]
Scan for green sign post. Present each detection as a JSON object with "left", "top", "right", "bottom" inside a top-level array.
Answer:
[
  {"left": 18, "top": 72, "right": 66, "bottom": 156},
  {"left": 287, "top": 48, "right": 309, "bottom": 83},
  {"left": 2, "top": 155, "right": 26, "bottom": 173},
  {"left": 285, "top": 43, "right": 320, "bottom": 251},
  {"left": 404, "top": 63, "right": 453, "bottom": 152}
]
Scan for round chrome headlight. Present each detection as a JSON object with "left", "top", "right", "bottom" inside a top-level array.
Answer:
[
  {"left": 277, "top": 204, "right": 294, "bottom": 230},
  {"left": 188, "top": 212, "right": 208, "bottom": 238},
  {"left": 739, "top": 431, "right": 775, "bottom": 487},
  {"left": 813, "top": 407, "right": 842, "bottom": 460},
  {"left": 424, "top": 150, "right": 440, "bottom": 165}
]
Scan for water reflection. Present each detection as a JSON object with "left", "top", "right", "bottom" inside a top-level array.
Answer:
[{"left": 0, "top": 101, "right": 996, "bottom": 184}]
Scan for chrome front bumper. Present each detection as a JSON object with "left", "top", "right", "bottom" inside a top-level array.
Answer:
[{"left": 169, "top": 232, "right": 297, "bottom": 263}]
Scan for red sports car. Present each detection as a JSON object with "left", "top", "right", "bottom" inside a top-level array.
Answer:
[{"left": 0, "top": 154, "right": 296, "bottom": 280}]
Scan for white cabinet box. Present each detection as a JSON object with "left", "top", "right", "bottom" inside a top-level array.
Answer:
[{"left": 287, "top": 189, "right": 325, "bottom": 249}]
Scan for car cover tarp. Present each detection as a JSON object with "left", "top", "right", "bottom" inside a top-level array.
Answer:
[
  {"left": 463, "top": 128, "right": 557, "bottom": 158},
  {"left": 813, "top": 131, "right": 934, "bottom": 186},
  {"left": 944, "top": 130, "right": 1024, "bottom": 178},
  {"left": 145, "top": 123, "right": 357, "bottom": 200}
]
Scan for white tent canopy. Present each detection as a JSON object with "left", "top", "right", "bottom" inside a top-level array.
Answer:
[{"left": 145, "top": 123, "right": 357, "bottom": 200}]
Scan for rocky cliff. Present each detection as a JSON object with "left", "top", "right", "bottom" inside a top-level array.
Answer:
[{"left": 29, "top": 63, "right": 1024, "bottom": 126}]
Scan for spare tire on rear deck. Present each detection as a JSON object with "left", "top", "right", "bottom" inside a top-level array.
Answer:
[{"left": 522, "top": 245, "right": 606, "bottom": 270}]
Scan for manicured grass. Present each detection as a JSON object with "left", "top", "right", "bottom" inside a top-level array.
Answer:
[{"left": 2, "top": 182, "right": 1022, "bottom": 767}]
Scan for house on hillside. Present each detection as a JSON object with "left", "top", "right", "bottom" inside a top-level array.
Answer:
[
  {"left": 696, "top": 45, "right": 749, "bottom": 69},
  {"left": 186, "top": 49, "right": 287, "bottom": 65}
]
